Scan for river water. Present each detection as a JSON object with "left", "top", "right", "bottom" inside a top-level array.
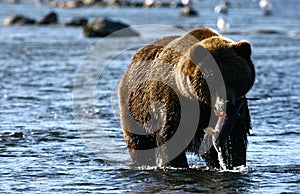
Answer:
[{"left": 0, "top": 0, "right": 299, "bottom": 193}]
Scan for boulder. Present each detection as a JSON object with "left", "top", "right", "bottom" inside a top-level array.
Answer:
[
  {"left": 9, "top": 0, "right": 20, "bottom": 3},
  {"left": 66, "top": 1, "right": 84, "bottom": 8},
  {"left": 179, "top": 7, "right": 198, "bottom": 17},
  {"left": 37, "top": 12, "right": 58, "bottom": 25},
  {"left": 82, "top": 0, "right": 104, "bottom": 6},
  {"left": 65, "top": 17, "right": 88, "bottom": 26},
  {"left": 3, "top": 15, "right": 36, "bottom": 25},
  {"left": 82, "top": 17, "right": 139, "bottom": 37}
]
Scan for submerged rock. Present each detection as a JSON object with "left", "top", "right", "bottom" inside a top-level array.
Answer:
[
  {"left": 82, "top": 17, "right": 139, "bottom": 37},
  {"left": 65, "top": 17, "right": 88, "bottom": 26},
  {"left": 3, "top": 15, "right": 36, "bottom": 25}
]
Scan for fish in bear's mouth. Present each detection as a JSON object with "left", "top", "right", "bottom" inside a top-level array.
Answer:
[{"left": 204, "top": 96, "right": 247, "bottom": 153}]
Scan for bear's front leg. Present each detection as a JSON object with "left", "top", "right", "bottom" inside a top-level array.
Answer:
[
  {"left": 156, "top": 127, "right": 189, "bottom": 168},
  {"left": 128, "top": 148, "right": 156, "bottom": 167},
  {"left": 123, "top": 131, "right": 157, "bottom": 166}
]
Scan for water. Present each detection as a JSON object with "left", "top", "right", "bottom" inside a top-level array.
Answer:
[{"left": 0, "top": 0, "right": 300, "bottom": 193}]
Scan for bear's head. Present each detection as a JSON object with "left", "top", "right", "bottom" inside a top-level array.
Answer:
[{"left": 187, "top": 28, "right": 255, "bottom": 102}]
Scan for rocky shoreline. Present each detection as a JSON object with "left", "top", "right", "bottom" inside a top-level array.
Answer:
[
  {"left": 3, "top": 11, "right": 139, "bottom": 38},
  {"left": 46, "top": 0, "right": 185, "bottom": 9}
]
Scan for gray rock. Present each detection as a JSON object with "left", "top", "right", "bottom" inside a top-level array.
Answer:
[
  {"left": 179, "top": 7, "right": 198, "bottom": 17},
  {"left": 82, "top": 0, "right": 104, "bottom": 6},
  {"left": 3, "top": 15, "right": 36, "bottom": 25},
  {"left": 65, "top": 17, "right": 88, "bottom": 26},
  {"left": 82, "top": 17, "right": 139, "bottom": 37},
  {"left": 37, "top": 12, "right": 58, "bottom": 25}
]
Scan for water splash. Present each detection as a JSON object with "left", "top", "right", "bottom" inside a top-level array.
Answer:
[
  {"left": 219, "top": 165, "right": 249, "bottom": 173},
  {"left": 216, "top": 147, "right": 227, "bottom": 170}
]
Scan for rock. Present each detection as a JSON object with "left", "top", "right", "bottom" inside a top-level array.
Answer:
[
  {"left": 53, "top": 0, "right": 183, "bottom": 8},
  {"left": 37, "top": 12, "right": 58, "bottom": 25},
  {"left": 57, "top": 1, "right": 84, "bottom": 8},
  {"left": 82, "top": 17, "right": 139, "bottom": 37},
  {"left": 65, "top": 17, "right": 88, "bottom": 26},
  {"left": 67, "top": 1, "right": 84, "bottom": 8},
  {"left": 9, "top": 0, "right": 20, "bottom": 3},
  {"left": 3, "top": 15, "right": 36, "bottom": 25},
  {"left": 82, "top": 0, "right": 104, "bottom": 6},
  {"left": 179, "top": 7, "right": 198, "bottom": 17}
]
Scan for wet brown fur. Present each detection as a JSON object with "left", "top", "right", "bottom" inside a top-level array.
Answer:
[{"left": 119, "top": 28, "right": 255, "bottom": 169}]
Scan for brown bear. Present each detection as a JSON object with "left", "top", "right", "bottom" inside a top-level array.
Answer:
[{"left": 118, "top": 28, "right": 255, "bottom": 169}]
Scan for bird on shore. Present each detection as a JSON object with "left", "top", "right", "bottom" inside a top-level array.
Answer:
[
  {"left": 214, "top": 1, "right": 231, "bottom": 33},
  {"left": 214, "top": 1, "right": 230, "bottom": 15},
  {"left": 217, "top": 16, "right": 230, "bottom": 33},
  {"left": 259, "top": 0, "right": 272, "bottom": 16},
  {"left": 144, "top": 0, "right": 154, "bottom": 7},
  {"left": 181, "top": 0, "right": 192, "bottom": 7}
]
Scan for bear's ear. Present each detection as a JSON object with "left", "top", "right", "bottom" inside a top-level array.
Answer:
[
  {"left": 233, "top": 40, "right": 252, "bottom": 60},
  {"left": 187, "top": 28, "right": 219, "bottom": 41}
]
